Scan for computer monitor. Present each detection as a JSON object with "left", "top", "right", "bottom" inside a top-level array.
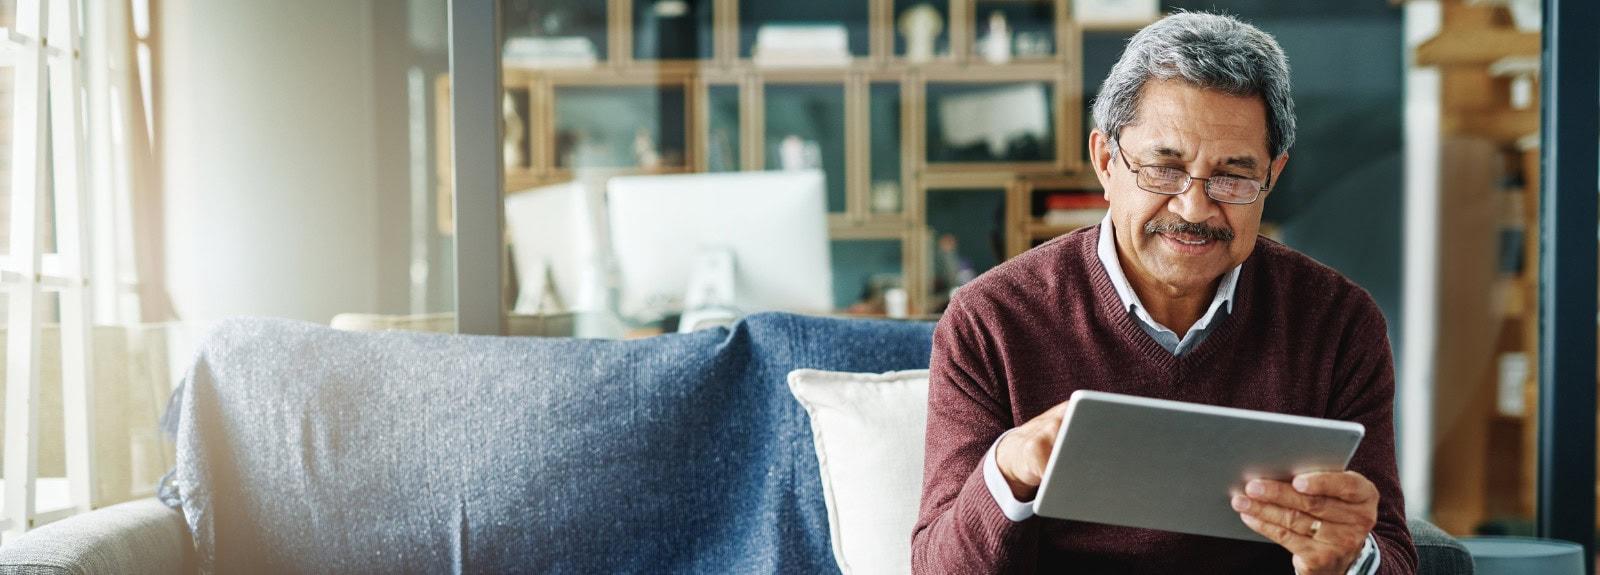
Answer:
[
  {"left": 606, "top": 170, "right": 833, "bottom": 325},
  {"left": 505, "top": 181, "right": 605, "bottom": 314}
]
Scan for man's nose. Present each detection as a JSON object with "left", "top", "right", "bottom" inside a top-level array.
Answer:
[{"left": 1167, "top": 177, "right": 1222, "bottom": 224}]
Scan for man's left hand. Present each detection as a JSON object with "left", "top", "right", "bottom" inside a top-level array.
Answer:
[{"left": 1232, "top": 471, "right": 1379, "bottom": 575}]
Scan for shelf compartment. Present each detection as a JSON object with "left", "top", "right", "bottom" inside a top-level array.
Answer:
[
  {"left": 969, "top": 0, "right": 1058, "bottom": 63},
  {"left": 866, "top": 81, "right": 907, "bottom": 219},
  {"left": 738, "top": 0, "right": 871, "bottom": 64},
  {"left": 500, "top": 0, "right": 609, "bottom": 68},
  {"left": 830, "top": 238, "right": 906, "bottom": 316},
  {"left": 630, "top": 0, "right": 716, "bottom": 61},
  {"left": 701, "top": 82, "right": 743, "bottom": 172},
  {"left": 924, "top": 79, "right": 1059, "bottom": 166},
  {"left": 763, "top": 82, "right": 850, "bottom": 214},
  {"left": 550, "top": 83, "right": 690, "bottom": 170},
  {"left": 924, "top": 186, "right": 1008, "bottom": 312}
]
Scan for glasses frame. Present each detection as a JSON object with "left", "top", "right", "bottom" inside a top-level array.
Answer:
[{"left": 1112, "top": 140, "right": 1272, "bottom": 205}]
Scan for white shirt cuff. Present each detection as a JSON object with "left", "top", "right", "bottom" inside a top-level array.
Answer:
[
  {"left": 982, "top": 431, "right": 1036, "bottom": 522},
  {"left": 1345, "top": 534, "right": 1380, "bottom": 575}
]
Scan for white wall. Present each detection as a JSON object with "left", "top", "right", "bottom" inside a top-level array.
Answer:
[{"left": 161, "top": 0, "right": 386, "bottom": 324}]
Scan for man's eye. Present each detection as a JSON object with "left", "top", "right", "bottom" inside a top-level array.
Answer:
[{"left": 1148, "top": 167, "right": 1185, "bottom": 181}]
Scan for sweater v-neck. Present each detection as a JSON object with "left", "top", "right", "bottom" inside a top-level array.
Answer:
[{"left": 1078, "top": 225, "right": 1249, "bottom": 373}]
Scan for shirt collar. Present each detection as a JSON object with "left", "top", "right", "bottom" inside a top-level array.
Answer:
[{"left": 1095, "top": 213, "right": 1242, "bottom": 320}]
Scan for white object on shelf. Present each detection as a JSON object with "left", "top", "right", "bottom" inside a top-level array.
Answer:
[
  {"left": 1496, "top": 352, "right": 1529, "bottom": 417},
  {"left": 753, "top": 24, "right": 851, "bottom": 67},
  {"left": 884, "top": 288, "right": 909, "bottom": 319},
  {"left": 937, "top": 83, "right": 1049, "bottom": 157},
  {"left": 1073, "top": 0, "right": 1158, "bottom": 27},
  {"left": 502, "top": 36, "right": 599, "bottom": 68},
  {"left": 978, "top": 11, "right": 1011, "bottom": 64},
  {"left": 898, "top": 3, "right": 943, "bottom": 63}
]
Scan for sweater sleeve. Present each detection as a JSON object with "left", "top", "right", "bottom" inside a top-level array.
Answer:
[
  {"left": 1330, "top": 299, "right": 1418, "bottom": 575},
  {"left": 911, "top": 298, "right": 1039, "bottom": 574}
]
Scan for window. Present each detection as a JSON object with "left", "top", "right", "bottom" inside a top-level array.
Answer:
[{"left": 0, "top": 0, "right": 152, "bottom": 536}]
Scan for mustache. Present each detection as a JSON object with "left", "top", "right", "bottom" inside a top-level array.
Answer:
[{"left": 1143, "top": 218, "right": 1235, "bottom": 242}]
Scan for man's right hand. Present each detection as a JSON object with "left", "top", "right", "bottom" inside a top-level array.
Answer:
[{"left": 995, "top": 400, "right": 1072, "bottom": 501}]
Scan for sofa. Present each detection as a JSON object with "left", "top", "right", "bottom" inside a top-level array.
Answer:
[{"left": 0, "top": 313, "right": 1472, "bottom": 574}]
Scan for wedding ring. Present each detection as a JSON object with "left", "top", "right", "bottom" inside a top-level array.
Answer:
[{"left": 1309, "top": 519, "right": 1323, "bottom": 538}]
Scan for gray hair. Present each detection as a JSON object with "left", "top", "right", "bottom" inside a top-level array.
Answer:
[{"left": 1092, "top": 12, "right": 1296, "bottom": 158}]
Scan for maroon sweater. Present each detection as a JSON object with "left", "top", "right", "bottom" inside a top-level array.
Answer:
[{"left": 911, "top": 226, "right": 1416, "bottom": 574}]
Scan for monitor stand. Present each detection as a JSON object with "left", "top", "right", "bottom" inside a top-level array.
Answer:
[{"left": 678, "top": 247, "right": 740, "bottom": 333}]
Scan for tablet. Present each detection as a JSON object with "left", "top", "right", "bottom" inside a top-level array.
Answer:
[{"left": 1031, "top": 390, "right": 1365, "bottom": 543}]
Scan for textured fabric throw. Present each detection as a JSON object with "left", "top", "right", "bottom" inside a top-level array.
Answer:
[{"left": 163, "top": 313, "right": 933, "bottom": 574}]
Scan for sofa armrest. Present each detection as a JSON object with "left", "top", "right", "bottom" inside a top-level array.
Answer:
[
  {"left": 1409, "top": 517, "right": 1473, "bottom": 575},
  {"left": 0, "top": 499, "right": 193, "bottom": 575}
]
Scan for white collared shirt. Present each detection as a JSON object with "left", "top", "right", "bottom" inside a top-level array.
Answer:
[
  {"left": 1095, "top": 214, "right": 1241, "bottom": 356},
  {"left": 978, "top": 216, "right": 1380, "bottom": 574}
]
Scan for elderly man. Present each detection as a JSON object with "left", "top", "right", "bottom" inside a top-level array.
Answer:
[{"left": 911, "top": 12, "right": 1415, "bottom": 575}]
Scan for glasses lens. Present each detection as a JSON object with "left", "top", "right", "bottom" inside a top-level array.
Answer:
[
  {"left": 1139, "top": 166, "right": 1187, "bottom": 193},
  {"left": 1207, "top": 176, "right": 1260, "bottom": 203}
]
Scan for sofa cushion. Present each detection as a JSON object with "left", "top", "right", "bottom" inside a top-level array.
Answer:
[
  {"left": 0, "top": 498, "right": 193, "bottom": 575},
  {"left": 788, "top": 369, "right": 928, "bottom": 575},
  {"left": 166, "top": 313, "right": 933, "bottom": 574}
]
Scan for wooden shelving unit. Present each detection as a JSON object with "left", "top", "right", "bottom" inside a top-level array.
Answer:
[
  {"left": 1415, "top": 0, "right": 1544, "bottom": 536},
  {"left": 439, "top": 0, "right": 1155, "bottom": 316}
]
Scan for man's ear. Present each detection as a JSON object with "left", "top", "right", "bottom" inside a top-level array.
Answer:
[
  {"left": 1265, "top": 152, "right": 1289, "bottom": 197},
  {"left": 1089, "top": 129, "right": 1114, "bottom": 201}
]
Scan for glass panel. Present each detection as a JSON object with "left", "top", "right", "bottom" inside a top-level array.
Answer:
[
  {"left": 764, "top": 84, "right": 847, "bottom": 213},
  {"left": 926, "top": 81, "right": 1056, "bottom": 164},
  {"left": 501, "top": 0, "right": 608, "bottom": 66},
  {"left": 705, "top": 84, "right": 741, "bottom": 172},
  {"left": 553, "top": 85, "right": 688, "bottom": 169},
  {"left": 739, "top": 0, "right": 869, "bottom": 61},
  {"left": 971, "top": 0, "right": 1055, "bottom": 63},
  {"left": 868, "top": 82, "right": 903, "bottom": 216},
  {"left": 893, "top": 0, "right": 950, "bottom": 62},
  {"left": 926, "top": 188, "right": 1006, "bottom": 312},
  {"left": 831, "top": 239, "right": 903, "bottom": 316},
  {"left": 633, "top": 0, "right": 714, "bottom": 60}
]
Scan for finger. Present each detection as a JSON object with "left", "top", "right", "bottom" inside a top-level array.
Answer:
[
  {"left": 1293, "top": 471, "right": 1378, "bottom": 504},
  {"left": 1235, "top": 498, "right": 1370, "bottom": 551},
  {"left": 1233, "top": 495, "right": 1314, "bottom": 535},
  {"left": 1020, "top": 432, "right": 1053, "bottom": 484},
  {"left": 1241, "top": 482, "right": 1367, "bottom": 525},
  {"left": 1242, "top": 512, "right": 1367, "bottom": 574},
  {"left": 1239, "top": 512, "right": 1320, "bottom": 557},
  {"left": 1032, "top": 399, "right": 1073, "bottom": 427}
]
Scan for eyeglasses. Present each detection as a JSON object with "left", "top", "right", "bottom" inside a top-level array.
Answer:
[{"left": 1113, "top": 140, "right": 1272, "bottom": 205}]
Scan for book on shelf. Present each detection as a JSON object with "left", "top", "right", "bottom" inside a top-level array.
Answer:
[
  {"left": 503, "top": 36, "right": 599, "bottom": 68},
  {"left": 752, "top": 24, "right": 851, "bottom": 67},
  {"left": 1040, "top": 208, "right": 1106, "bottom": 230},
  {"left": 1043, "top": 192, "right": 1110, "bottom": 211}
]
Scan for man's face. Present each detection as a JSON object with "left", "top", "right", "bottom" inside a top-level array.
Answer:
[{"left": 1089, "top": 79, "right": 1288, "bottom": 296}]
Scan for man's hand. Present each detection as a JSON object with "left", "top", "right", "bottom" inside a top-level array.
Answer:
[
  {"left": 1232, "top": 471, "right": 1379, "bottom": 575},
  {"left": 994, "top": 400, "right": 1072, "bottom": 501}
]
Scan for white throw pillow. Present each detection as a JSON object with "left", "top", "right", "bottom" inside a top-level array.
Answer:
[{"left": 787, "top": 368, "right": 930, "bottom": 575}]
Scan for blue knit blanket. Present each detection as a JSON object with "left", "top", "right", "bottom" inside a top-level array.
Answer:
[{"left": 162, "top": 313, "right": 933, "bottom": 574}]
